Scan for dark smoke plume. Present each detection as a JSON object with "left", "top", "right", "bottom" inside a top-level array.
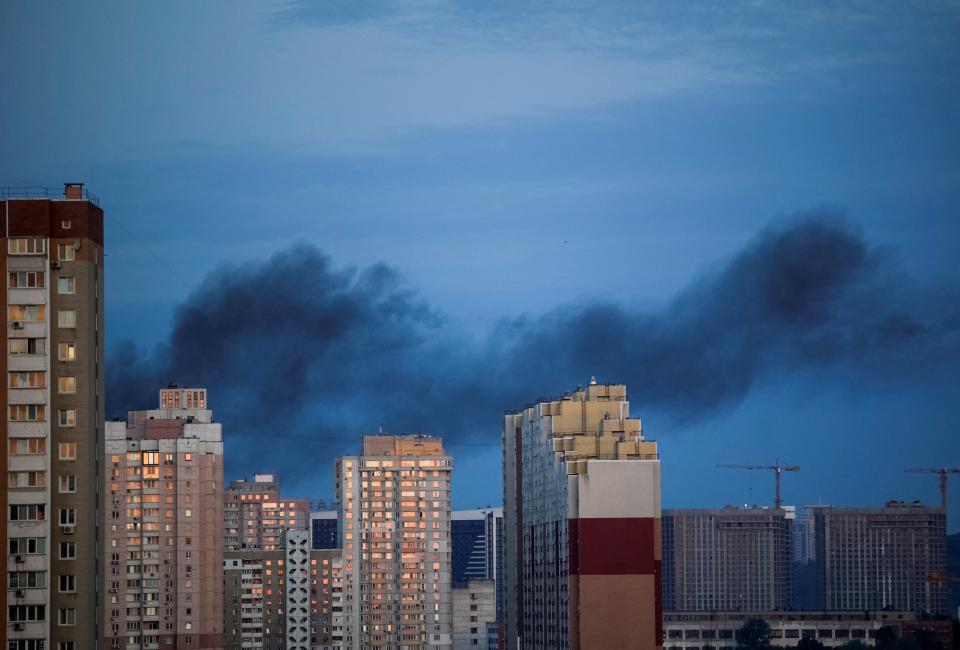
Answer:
[{"left": 108, "top": 212, "right": 959, "bottom": 483}]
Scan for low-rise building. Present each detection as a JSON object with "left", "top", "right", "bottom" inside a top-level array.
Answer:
[{"left": 452, "top": 579, "right": 496, "bottom": 650}]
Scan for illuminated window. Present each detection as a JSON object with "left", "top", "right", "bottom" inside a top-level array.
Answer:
[
  {"left": 8, "top": 238, "right": 46, "bottom": 255},
  {"left": 58, "top": 442, "right": 76, "bottom": 460},
  {"left": 9, "top": 404, "right": 45, "bottom": 421},
  {"left": 58, "top": 342, "right": 76, "bottom": 361},
  {"left": 8, "top": 304, "right": 45, "bottom": 321}
]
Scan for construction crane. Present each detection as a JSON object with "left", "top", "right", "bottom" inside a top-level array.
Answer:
[
  {"left": 905, "top": 467, "right": 960, "bottom": 510},
  {"left": 717, "top": 460, "right": 800, "bottom": 509}
]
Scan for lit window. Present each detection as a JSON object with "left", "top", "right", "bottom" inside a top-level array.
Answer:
[
  {"left": 58, "top": 342, "right": 77, "bottom": 361},
  {"left": 62, "top": 220, "right": 72, "bottom": 230}
]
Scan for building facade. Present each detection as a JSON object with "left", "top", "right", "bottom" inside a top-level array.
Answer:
[
  {"left": 503, "top": 380, "right": 662, "bottom": 650},
  {"left": 451, "top": 579, "right": 496, "bottom": 650},
  {"left": 811, "top": 501, "right": 947, "bottom": 613},
  {"left": 224, "top": 473, "right": 309, "bottom": 551},
  {"left": 223, "top": 535, "right": 344, "bottom": 650},
  {"left": 662, "top": 507, "right": 793, "bottom": 612},
  {"left": 310, "top": 509, "right": 339, "bottom": 550},
  {"left": 337, "top": 435, "right": 453, "bottom": 649},
  {"left": 102, "top": 386, "right": 224, "bottom": 649},
  {"left": 663, "top": 610, "right": 922, "bottom": 649},
  {"left": 451, "top": 507, "right": 504, "bottom": 624},
  {"left": 3, "top": 184, "right": 105, "bottom": 650}
]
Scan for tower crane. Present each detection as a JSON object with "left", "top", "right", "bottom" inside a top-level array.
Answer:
[
  {"left": 717, "top": 460, "right": 800, "bottom": 509},
  {"left": 904, "top": 467, "right": 960, "bottom": 510}
]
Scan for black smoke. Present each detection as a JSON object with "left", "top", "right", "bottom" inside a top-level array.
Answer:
[{"left": 107, "top": 212, "right": 959, "bottom": 483}]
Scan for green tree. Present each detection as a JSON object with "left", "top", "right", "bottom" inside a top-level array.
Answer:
[
  {"left": 797, "top": 638, "right": 826, "bottom": 650},
  {"left": 736, "top": 619, "right": 773, "bottom": 650}
]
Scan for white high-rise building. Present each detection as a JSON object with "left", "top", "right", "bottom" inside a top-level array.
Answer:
[{"left": 337, "top": 435, "right": 453, "bottom": 649}]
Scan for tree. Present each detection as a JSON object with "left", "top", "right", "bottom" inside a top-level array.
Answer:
[
  {"left": 876, "top": 626, "right": 899, "bottom": 650},
  {"left": 837, "top": 640, "right": 870, "bottom": 650},
  {"left": 797, "top": 638, "right": 826, "bottom": 650},
  {"left": 736, "top": 619, "right": 773, "bottom": 650}
]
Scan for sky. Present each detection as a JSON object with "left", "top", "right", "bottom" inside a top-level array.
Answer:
[{"left": 1, "top": 1, "right": 958, "bottom": 527}]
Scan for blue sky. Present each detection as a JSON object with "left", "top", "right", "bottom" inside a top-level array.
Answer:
[{"left": 2, "top": 1, "right": 958, "bottom": 526}]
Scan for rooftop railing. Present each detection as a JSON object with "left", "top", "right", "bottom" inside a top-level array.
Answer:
[{"left": 1, "top": 185, "right": 100, "bottom": 206}]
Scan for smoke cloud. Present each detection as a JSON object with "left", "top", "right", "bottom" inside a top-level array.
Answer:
[{"left": 108, "top": 211, "right": 959, "bottom": 484}]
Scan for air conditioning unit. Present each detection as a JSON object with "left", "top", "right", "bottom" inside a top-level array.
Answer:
[
  {"left": 62, "top": 525, "right": 75, "bottom": 535},
  {"left": 14, "top": 555, "right": 23, "bottom": 563},
  {"left": 11, "top": 321, "right": 23, "bottom": 329},
  {"left": 15, "top": 589, "right": 24, "bottom": 598},
  {"left": 50, "top": 261, "right": 61, "bottom": 270},
  {"left": 13, "top": 623, "right": 24, "bottom": 631}
]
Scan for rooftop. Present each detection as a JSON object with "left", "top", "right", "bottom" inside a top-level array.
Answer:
[{"left": 1, "top": 183, "right": 100, "bottom": 206}]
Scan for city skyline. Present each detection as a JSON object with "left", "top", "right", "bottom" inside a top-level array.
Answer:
[{"left": 2, "top": 2, "right": 958, "bottom": 527}]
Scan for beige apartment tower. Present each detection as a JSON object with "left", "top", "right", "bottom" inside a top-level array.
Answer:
[
  {"left": 337, "top": 435, "right": 453, "bottom": 649},
  {"left": 102, "top": 386, "right": 224, "bottom": 649},
  {"left": 2, "top": 184, "right": 105, "bottom": 650},
  {"left": 223, "top": 473, "right": 309, "bottom": 551}
]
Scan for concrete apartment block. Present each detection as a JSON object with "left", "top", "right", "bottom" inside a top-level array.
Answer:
[
  {"left": 503, "top": 380, "right": 662, "bottom": 650},
  {"left": 2, "top": 184, "right": 104, "bottom": 650},
  {"left": 102, "top": 386, "right": 224, "bottom": 649},
  {"left": 452, "top": 579, "right": 496, "bottom": 650},
  {"left": 337, "top": 435, "right": 453, "bottom": 649}
]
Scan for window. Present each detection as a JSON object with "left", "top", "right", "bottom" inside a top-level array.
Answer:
[
  {"left": 59, "top": 475, "right": 76, "bottom": 493},
  {"left": 8, "top": 604, "right": 46, "bottom": 621},
  {"left": 57, "top": 376, "right": 76, "bottom": 394},
  {"left": 59, "top": 509, "right": 76, "bottom": 526},
  {"left": 58, "top": 409, "right": 77, "bottom": 427},
  {"left": 57, "top": 243, "right": 75, "bottom": 261},
  {"left": 58, "top": 342, "right": 76, "bottom": 360},
  {"left": 9, "top": 504, "right": 45, "bottom": 521},
  {"left": 62, "top": 220, "right": 72, "bottom": 229},
  {"left": 58, "top": 442, "right": 76, "bottom": 460},
  {"left": 8, "top": 305, "right": 45, "bottom": 322},
  {"left": 59, "top": 541, "right": 76, "bottom": 559},
  {"left": 8, "top": 471, "right": 46, "bottom": 488},
  {"left": 58, "top": 574, "right": 76, "bottom": 592},
  {"left": 9, "top": 371, "right": 45, "bottom": 388},
  {"left": 9, "top": 571, "right": 46, "bottom": 589},
  {"left": 8, "top": 438, "right": 45, "bottom": 455},
  {"left": 9, "top": 405, "right": 45, "bottom": 421},
  {"left": 9, "top": 337, "right": 44, "bottom": 355},
  {"left": 9, "top": 537, "right": 45, "bottom": 555},
  {"left": 59, "top": 643, "right": 76, "bottom": 650},
  {"left": 58, "top": 608, "right": 76, "bottom": 625},
  {"left": 57, "top": 277, "right": 75, "bottom": 294},
  {"left": 8, "top": 271, "right": 45, "bottom": 288},
  {"left": 9, "top": 639, "right": 47, "bottom": 650},
  {"left": 57, "top": 310, "right": 76, "bottom": 328},
  {"left": 8, "top": 238, "right": 46, "bottom": 255}
]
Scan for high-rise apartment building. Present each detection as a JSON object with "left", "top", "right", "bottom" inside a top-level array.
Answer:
[
  {"left": 811, "top": 501, "right": 947, "bottom": 613},
  {"left": 336, "top": 435, "right": 453, "bottom": 649},
  {"left": 223, "top": 473, "right": 310, "bottom": 551},
  {"left": 2, "top": 184, "right": 104, "bottom": 650},
  {"left": 451, "top": 508, "right": 504, "bottom": 623},
  {"left": 503, "top": 380, "right": 662, "bottom": 650},
  {"left": 223, "top": 531, "right": 344, "bottom": 650},
  {"left": 661, "top": 507, "right": 793, "bottom": 612},
  {"left": 102, "top": 386, "right": 224, "bottom": 649}
]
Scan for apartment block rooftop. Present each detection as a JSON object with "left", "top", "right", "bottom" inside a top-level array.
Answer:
[{"left": 1, "top": 182, "right": 100, "bottom": 205}]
